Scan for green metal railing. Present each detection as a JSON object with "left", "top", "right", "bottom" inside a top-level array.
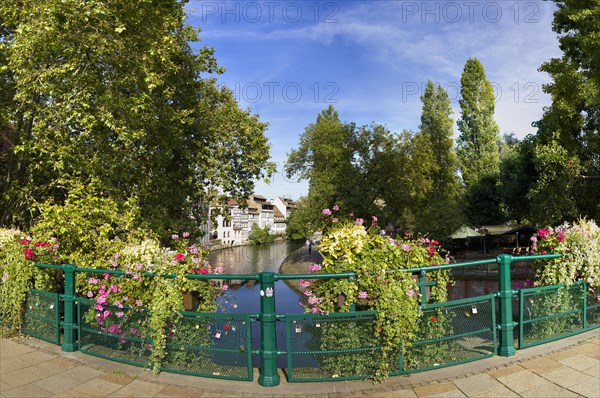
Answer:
[{"left": 22, "top": 253, "right": 599, "bottom": 387}]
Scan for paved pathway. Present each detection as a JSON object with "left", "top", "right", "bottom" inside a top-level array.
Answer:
[{"left": 1, "top": 329, "right": 598, "bottom": 397}]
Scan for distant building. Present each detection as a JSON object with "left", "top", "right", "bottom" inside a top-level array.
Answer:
[
  {"left": 273, "top": 197, "right": 297, "bottom": 219},
  {"left": 208, "top": 194, "right": 294, "bottom": 247}
]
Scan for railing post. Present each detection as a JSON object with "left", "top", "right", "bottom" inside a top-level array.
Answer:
[
  {"left": 258, "top": 272, "right": 280, "bottom": 387},
  {"left": 62, "top": 264, "right": 77, "bottom": 352},
  {"left": 497, "top": 254, "right": 516, "bottom": 356}
]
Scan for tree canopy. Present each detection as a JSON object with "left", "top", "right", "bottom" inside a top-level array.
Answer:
[
  {"left": 531, "top": 0, "right": 600, "bottom": 223},
  {"left": 0, "top": 0, "right": 272, "bottom": 244}
]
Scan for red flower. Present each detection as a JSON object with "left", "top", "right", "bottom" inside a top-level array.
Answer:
[
  {"left": 174, "top": 253, "right": 185, "bottom": 262},
  {"left": 537, "top": 228, "right": 550, "bottom": 239},
  {"left": 428, "top": 247, "right": 436, "bottom": 256},
  {"left": 18, "top": 239, "right": 31, "bottom": 245},
  {"left": 24, "top": 248, "right": 35, "bottom": 260},
  {"left": 431, "top": 316, "right": 437, "bottom": 323},
  {"left": 224, "top": 324, "right": 230, "bottom": 330}
]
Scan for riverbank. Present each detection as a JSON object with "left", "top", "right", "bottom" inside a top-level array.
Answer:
[{"left": 278, "top": 245, "right": 323, "bottom": 294}]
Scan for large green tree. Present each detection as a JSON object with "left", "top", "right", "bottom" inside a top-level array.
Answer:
[
  {"left": 285, "top": 106, "right": 425, "bottom": 231},
  {"left": 457, "top": 58, "right": 503, "bottom": 225},
  {"left": 532, "top": 0, "right": 600, "bottom": 223},
  {"left": 285, "top": 105, "right": 357, "bottom": 225},
  {"left": 0, "top": 0, "right": 272, "bottom": 241},
  {"left": 415, "top": 81, "right": 463, "bottom": 239},
  {"left": 457, "top": 58, "right": 501, "bottom": 186}
]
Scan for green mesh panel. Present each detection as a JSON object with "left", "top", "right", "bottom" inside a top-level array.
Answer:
[
  {"left": 520, "top": 283, "right": 585, "bottom": 347},
  {"left": 162, "top": 312, "right": 253, "bottom": 381},
  {"left": 78, "top": 299, "right": 152, "bottom": 368},
  {"left": 586, "top": 289, "right": 600, "bottom": 328},
  {"left": 21, "top": 290, "right": 60, "bottom": 344},
  {"left": 403, "top": 296, "right": 496, "bottom": 373},
  {"left": 78, "top": 299, "right": 253, "bottom": 380},
  {"left": 285, "top": 311, "right": 383, "bottom": 382}
]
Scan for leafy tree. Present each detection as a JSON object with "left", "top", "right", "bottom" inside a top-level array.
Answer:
[
  {"left": 533, "top": 0, "right": 600, "bottom": 222},
  {"left": 457, "top": 58, "right": 501, "bottom": 187},
  {"left": 456, "top": 58, "right": 503, "bottom": 225},
  {"left": 285, "top": 197, "right": 314, "bottom": 240},
  {"left": 415, "top": 81, "right": 463, "bottom": 240},
  {"left": 286, "top": 106, "right": 429, "bottom": 231},
  {"left": 0, "top": 0, "right": 272, "bottom": 242},
  {"left": 285, "top": 106, "right": 359, "bottom": 224},
  {"left": 498, "top": 135, "right": 536, "bottom": 224},
  {"left": 528, "top": 141, "right": 580, "bottom": 225},
  {"left": 248, "top": 224, "right": 274, "bottom": 245}
]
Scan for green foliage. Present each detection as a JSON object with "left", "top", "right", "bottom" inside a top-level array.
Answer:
[
  {"left": 415, "top": 81, "right": 464, "bottom": 239},
  {"left": 0, "top": 0, "right": 272, "bottom": 238},
  {"left": 31, "top": 180, "right": 145, "bottom": 268},
  {"left": 527, "top": 141, "right": 580, "bottom": 225},
  {"left": 498, "top": 135, "right": 535, "bottom": 224},
  {"left": 285, "top": 197, "right": 315, "bottom": 240},
  {"left": 0, "top": 228, "right": 63, "bottom": 329},
  {"left": 247, "top": 224, "right": 274, "bottom": 245},
  {"left": 533, "top": 219, "right": 600, "bottom": 287},
  {"left": 302, "top": 210, "right": 452, "bottom": 382},
  {"left": 286, "top": 106, "right": 446, "bottom": 239},
  {"left": 457, "top": 58, "right": 501, "bottom": 188},
  {"left": 534, "top": 0, "right": 600, "bottom": 223},
  {"left": 80, "top": 234, "right": 224, "bottom": 373}
]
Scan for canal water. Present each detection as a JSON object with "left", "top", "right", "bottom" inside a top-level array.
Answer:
[{"left": 208, "top": 240, "right": 305, "bottom": 315}]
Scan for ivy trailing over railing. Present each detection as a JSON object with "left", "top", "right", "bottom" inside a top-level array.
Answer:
[{"left": 299, "top": 208, "right": 452, "bottom": 382}]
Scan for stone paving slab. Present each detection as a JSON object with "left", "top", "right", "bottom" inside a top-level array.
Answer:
[{"left": 1, "top": 330, "right": 599, "bottom": 397}]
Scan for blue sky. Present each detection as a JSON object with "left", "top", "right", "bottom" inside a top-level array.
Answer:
[{"left": 185, "top": 0, "right": 561, "bottom": 200}]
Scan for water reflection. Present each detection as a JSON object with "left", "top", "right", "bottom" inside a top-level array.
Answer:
[{"left": 209, "top": 241, "right": 305, "bottom": 315}]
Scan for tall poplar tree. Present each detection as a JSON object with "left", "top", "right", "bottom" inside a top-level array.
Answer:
[
  {"left": 457, "top": 58, "right": 501, "bottom": 187},
  {"left": 457, "top": 58, "right": 503, "bottom": 225},
  {"left": 415, "top": 81, "right": 463, "bottom": 239}
]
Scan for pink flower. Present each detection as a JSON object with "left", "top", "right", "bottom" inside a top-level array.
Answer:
[
  {"left": 355, "top": 218, "right": 364, "bottom": 225},
  {"left": 213, "top": 266, "right": 224, "bottom": 274},
  {"left": 322, "top": 208, "right": 332, "bottom": 216},
  {"left": 24, "top": 248, "right": 35, "bottom": 260},
  {"left": 182, "top": 232, "right": 190, "bottom": 238},
  {"left": 557, "top": 232, "right": 565, "bottom": 243},
  {"left": 172, "top": 234, "right": 179, "bottom": 240},
  {"left": 537, "top": 228, "right": 550, "bottom": 239},
  {"left": 299, "top": 280, "right": 311, "bottom": 289},
  {"left": 358, "top": 291, "right": 368, "bottom": 299},
  {"left": 174, "top": 253, "right": 185, "bottom": 262},
  {"left": 372, "top": 216, "right": 378, "bottom": 223},
  {"left": 221, "top": 284, "right": 229, "bottom": 291},
  {"left": 116, "top": 311, "right": 124, "bottom": 318},
  {"left": 87, "top": 291, "right": 94, "bottom": 298},
  {"left": 406, "top": 289, "right": 416, "bottom": 298},
  {"left": 308, "top": 263, "right": 321, "bottom": 273},
  {"left": 1, "top": 273, "right": 7, "bottom": 283},
  {"left": 402, "top": 244, "right": 411, "bottom": 252},
  {"left": 332, "top": 218, "right": 338, "bottom": 223},
  {"left": 333, "top": 204, "right": 340, "bottom": 211},
  {"left": 303, "top": 290, "right": 313, "bottom": 297},
  {"left": 308, "top": 296, "right": 322, "bottom": 305}
]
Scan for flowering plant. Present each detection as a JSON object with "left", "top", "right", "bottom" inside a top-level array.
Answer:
[
  {"left": 529, "top": 219, "right": 600, "bottom": 339},
  {"left": 81, "top": 233, "right": 225, "bottom": 372},
  {"left": 533, "top": 218, "right": 600, "bottom": 288},
  {"left": 301, "top": 207, "right": 452, "bottom": 381},
  {"left": 0, "top": 228, "right": 63, "bottom": 329}
]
